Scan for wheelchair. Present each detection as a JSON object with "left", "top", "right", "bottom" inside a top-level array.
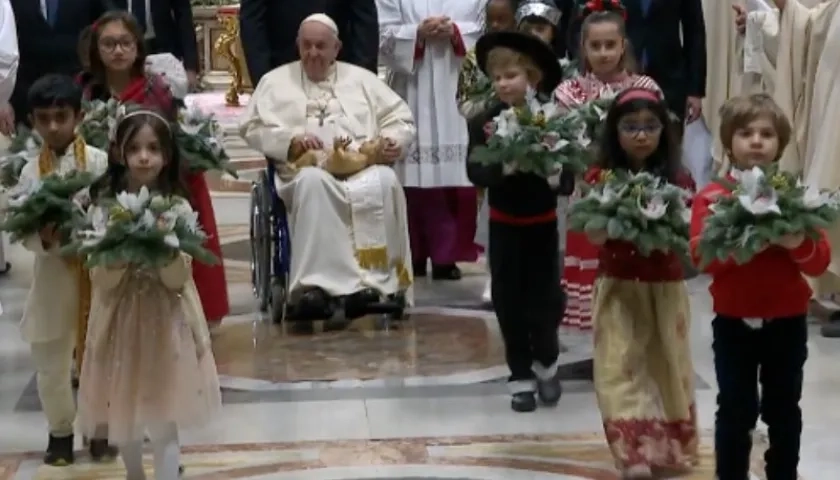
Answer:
[{"left": 249, "top": 162, "right": 408, "bottom": 326}]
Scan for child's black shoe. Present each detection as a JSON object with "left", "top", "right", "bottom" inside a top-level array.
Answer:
[
  {"left": 89, "top": 438, "right": 118, "bottom": 462},
  {"left": 536, "top": 374, "right": 563, "bottom": 406},
  {"left": 44, "top": 434, "right": 74, "bottom": 466},
  {"left": 510, "top": 392, "right": 537, "bottom": 412}
]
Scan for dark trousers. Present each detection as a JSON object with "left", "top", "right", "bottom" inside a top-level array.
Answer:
[
  {"left": 712, "top": 315, "right": 808, "bottom": 480},
  {"left": 489, "top": 220, "right": 565, "bottom": 382}
]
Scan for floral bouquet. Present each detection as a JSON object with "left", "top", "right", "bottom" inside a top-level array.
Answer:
[
  {"left": 78, "top": 99, "right": 120, "bottom": 148},
  {"left": 695, "top": 165, "right": 840, "bottom": 267},
  {"left": 462, "top": 70, "right": 496, "bottom": 111},
  {"left": 176, "top": 104, "right": 236, "bottom": 177},
  {"left": 568, "top": 169, "right": 691, "bottom": 255},
  {"left": 0, "top": 153, "right": 30, "bottom": 189},
  {"left": 469, "top": 89, "right": 588, "bottom": 177},
  {"left": 0, "top": 171, "right": 95, "bottom": 243},
  {"left": 570, "top": 87, "right": 617, "bottom": 145},
  {"left": 63, "top": 186, "right": 218, "bottom": 268}
]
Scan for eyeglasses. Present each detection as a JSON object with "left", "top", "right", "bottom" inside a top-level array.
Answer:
[
  {"left": 98, "top": 38, "right": 137, "bottom": 52},
  {"left": 618, "top": 122, "right": 663, "bottom": 137}
]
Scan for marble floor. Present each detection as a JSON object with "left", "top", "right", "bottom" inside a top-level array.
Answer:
[{"left": 1, "top": 94, "right": 840, "bottom": 479}]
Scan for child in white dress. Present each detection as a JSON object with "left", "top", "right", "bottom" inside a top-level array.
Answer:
[{"left": 76, "top": 108, "right": 221, "bottom": 480}]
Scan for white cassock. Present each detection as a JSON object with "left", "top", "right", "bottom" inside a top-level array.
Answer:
[
  {"left": 238, "top": 61, "right": 418, "bottom": 302},
  {"left": 0, "top": 0, "right": 18, "bottom": 104},
  {"left": 377, "top": 0, "right": 484, "bottom": 187}
]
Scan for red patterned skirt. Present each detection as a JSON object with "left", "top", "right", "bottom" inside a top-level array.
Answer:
[{"left": 561, "top": 230, "right": 600, "bottom": 330}]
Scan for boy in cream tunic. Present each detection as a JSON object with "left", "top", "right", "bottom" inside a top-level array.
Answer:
[{"left": 15, "top": 75, "right": 109, "bottom": 465}]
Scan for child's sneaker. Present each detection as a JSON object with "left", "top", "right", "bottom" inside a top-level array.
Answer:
[
  {"left": 89, "top": 438, "right": 118, "bottom": 462},
  {"left": 44, "top": 434, "right": 74, "bottom": 466},
  {"left": 510, "top": 391, "right": 537, "bottom": 412}
]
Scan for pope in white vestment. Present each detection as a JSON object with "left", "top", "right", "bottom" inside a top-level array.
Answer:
[{"left": 239, "top": 15, "right": 417, "bottom": 306}]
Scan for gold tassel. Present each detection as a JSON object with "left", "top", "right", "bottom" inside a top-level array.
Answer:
[{"left": 38, "top": 137, "right": 90, "bottom": 376}]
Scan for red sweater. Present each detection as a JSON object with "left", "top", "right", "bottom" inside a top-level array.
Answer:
[{"left": 690, "top": 181, "right": 831, "bottom": 318}]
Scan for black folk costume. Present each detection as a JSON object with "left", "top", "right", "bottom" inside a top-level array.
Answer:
[{"left": 467, "top": 31, "right": 574, "bottom": 413}]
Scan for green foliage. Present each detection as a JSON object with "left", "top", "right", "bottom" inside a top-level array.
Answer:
[
  {"left": 0, "top": 171, "right": 95, "bottom": 243},
  {"left": 62, "top": 190, "right": 218, "bottom": 268},
  {"left": 462, "top": 72, "right": 497, "bottom": 110},
  {"left": 569, "top": 94, "right": 615, "bottom": 147},
  {"left": 469, "top": 95, "right": 588, "bottom": 177},
  {"left": 0, "top": 154, "right": 29, "bottom": 188},
  {"left": 696, "top": 164, "right": 840, "bottom": 267},
  {"left": 568, "top": 169, "right": 691, "bottom": 256}
]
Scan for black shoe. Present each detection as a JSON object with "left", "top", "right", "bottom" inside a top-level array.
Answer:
[
  {"left": 295, "top": 288, "right": 333, "bottom": 319},
  {"left": 89, "top": 438, "right": 118, "bottom": 462},
  {"left": 432, "top": 264, "right": 461, "bottom": 280},
  {"left": 822, "top": 314, "right": 840, "bottom": 337},
  {"left": 413, "top": 262, "right": 427, "bottom": 277},
  {"left": 344, "top": 288, "right": 380, "bottom": 319},
  {"left": 510, "top": 392, "right": 537, "bottom": 412},
  {"left": 44, "top": 434, "right": 74, "bottom": 466},
  {"left": 536, "top": 374, "right": 563, "bottom": 406}
]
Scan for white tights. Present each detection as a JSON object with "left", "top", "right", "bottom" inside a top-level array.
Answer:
[{"left": 120, "top": 423, "right": 180, "bottom": 480}]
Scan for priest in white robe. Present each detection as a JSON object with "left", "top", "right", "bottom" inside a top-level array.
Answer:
[
  {"left": 377, "top": 0, "right": 484, "bottom": 281},
  {"left": 239, "top": 14, "right": 417, "bottom": 314},
  {"left": 748, "top": 0, "right": 840, "bottom": 336}
]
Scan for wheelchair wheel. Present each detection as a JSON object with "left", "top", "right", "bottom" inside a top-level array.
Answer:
[
  {"left": 270, "top": 276, "right": 288, "bottom": 324},
  {"left": 250, "top": 179, "right": 272, "bottom": 312}
]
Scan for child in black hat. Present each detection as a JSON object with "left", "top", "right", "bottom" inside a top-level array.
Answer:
[{"left": 466, "top": 31, "right": 573, "bottom": 413}]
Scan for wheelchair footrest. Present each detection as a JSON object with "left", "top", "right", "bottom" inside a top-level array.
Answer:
[{"left": 359, "top": 301, "right": 404, "bottom": 314}]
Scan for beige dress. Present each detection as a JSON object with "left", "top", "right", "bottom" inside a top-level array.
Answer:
[{"left": 77, "top": 254, "right": 221, "bottom": 444}]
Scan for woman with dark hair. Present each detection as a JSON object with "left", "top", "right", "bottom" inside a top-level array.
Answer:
[
  {"left": 585, "top": 87, "right": 697, "bottom": 476},
  {"left": 80, "top": 11, "right": 230, "bottom": 329},
  {"left": 554, "top": 1, "right": 659, "bottom": 331}
]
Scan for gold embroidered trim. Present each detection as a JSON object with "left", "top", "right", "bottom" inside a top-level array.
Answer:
[
  {"left": 38, "top": 138, "right": 91, "bottom": 376},
  {"left": 354, "top": 246, "right": 413, "bottom": 288}
]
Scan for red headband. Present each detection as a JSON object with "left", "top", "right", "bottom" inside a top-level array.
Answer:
[
  {"left": 616, "top": 88, "right": 661, "bottom": 105},
  {"left": 583, "top": 0, "right": 627, "bottom": 20}
]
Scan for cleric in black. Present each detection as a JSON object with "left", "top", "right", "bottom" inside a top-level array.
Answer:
[
  {"left": 466, "top": 31, "right": 572, "bottom": 414},
  {"left": 239, "top": 0, "right": 379, "bottom": 85}
]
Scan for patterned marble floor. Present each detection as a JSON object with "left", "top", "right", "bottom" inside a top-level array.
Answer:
[{"left": 1, "top": 92, "right": 839, "bottom": 480}]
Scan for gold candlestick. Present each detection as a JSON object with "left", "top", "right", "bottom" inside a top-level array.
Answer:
[{"left": 215, "top": 8, "right": 244, "bottom": 107}]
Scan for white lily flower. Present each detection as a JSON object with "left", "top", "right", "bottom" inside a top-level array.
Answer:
[
  {"left": 591, "top": 184, "right": 625, "bottom": 205},
  {"left": 802, "top": 184, "right": 830, "bottom": 210},
  {"left": 638, "top": 195, "right": 669, "bottom": 220},
  {"left": 540, "top": 131, "right": 569, "bottom": 152},
  {"left": 179, "top": 121, "right": 203, "bottom": 136},
  {"left": 158, "top": 210, "right": 179, "bottom": 231},
  {"left": 89, "top": 207, "right": 108, "bottom": 232},
  {"left": 493, "top": 109, "right": 520, "bottom": 138},
  {"left": 163, "top": 232, "right": 180, "bottom": 248},
  {"left": 116, "top": 186, "right": 150, "bottom": 214},
  {"left": 141, "top": 209, "right": 157, "bottom": 229},
  {"left": 735, "top": 166, "right": 782, "bottom": 215}
]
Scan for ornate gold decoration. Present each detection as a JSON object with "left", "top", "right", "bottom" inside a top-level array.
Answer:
[{"left": 214, "top": 10, "right": 244, "bottom": 107}]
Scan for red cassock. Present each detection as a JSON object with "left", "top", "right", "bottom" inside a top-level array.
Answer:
[{"left": 116, "top": 75, "right": 231, "bottom": 324}]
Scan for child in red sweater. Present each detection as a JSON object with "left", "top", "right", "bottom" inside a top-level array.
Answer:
[{"left": 690, "top": 94, "right": 831, "bottom": 480}]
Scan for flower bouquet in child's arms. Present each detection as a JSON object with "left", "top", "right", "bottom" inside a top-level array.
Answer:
[
  {"left": 0, "top": 171, "right": 96, "bottom": 243},
  {"left": 176, "top": 104, "right": 236, "bottom": 177},
  {"left": 469, "top": 89, "right": 588, "bottom": 177},
  {"left": 569, "top": 86, "right": 616, "bottom": 144},
  {"left": 77, "top": 99, "right": 120, "bottom": 149},
  {"left": 568, "top": 169, "right": 691, "bottom": 255},
  {"left": 63, "top": 186, "right": 218, "bottom": 268},
  {"left": 695, "top": 165, "right": 840, "bottom": 267}
]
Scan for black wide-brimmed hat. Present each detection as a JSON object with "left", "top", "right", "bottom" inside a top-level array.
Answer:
[{"left": 475, "top": 31, "right": 564, "bottom": 93}]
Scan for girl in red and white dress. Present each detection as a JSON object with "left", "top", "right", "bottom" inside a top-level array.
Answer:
[{"left": 553, "top": 0, "right": 660, "bottom": 330}]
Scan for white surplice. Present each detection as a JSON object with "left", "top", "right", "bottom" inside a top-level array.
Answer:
[
  {"left": 238, "top": 61, "right": 417, "bottom": 301},
  {"left": 0, "top": 0, "right": 19, "bottom": 103},
  {"left": 17, "top": 145, "right": 108, "bottom": 343},
  {"left": 377, "top": 0, "right": 485, "bottom": 187}
]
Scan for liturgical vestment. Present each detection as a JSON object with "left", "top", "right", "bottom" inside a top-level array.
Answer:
[{"left": 238, "top": 61, "right": 418, "bottom": 301}]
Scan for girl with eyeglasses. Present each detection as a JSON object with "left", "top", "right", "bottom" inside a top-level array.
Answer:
[
  {"left": 79, "top": 11, "right": 230, "bottom": 333},
  {"left": 553, "top": 0, "right": 659, "bottom": 332},
  {"left": 586, "top": 87, "right": 698, "bottom": 477}
]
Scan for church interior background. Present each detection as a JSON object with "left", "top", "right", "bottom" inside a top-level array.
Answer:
[{"left": 2, "top": 3, "right": 840, "bottom": 479}]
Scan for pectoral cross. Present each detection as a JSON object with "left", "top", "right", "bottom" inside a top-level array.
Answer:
[{"left": 316, "top": 105, "right": 328, "bottom": 127}]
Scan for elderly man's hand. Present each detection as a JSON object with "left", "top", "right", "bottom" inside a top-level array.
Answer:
[
  {"left": 418, "top": 16, "right": 448, "bottom": 39},
  {"left": 380, "top": 138, "right": 402, "bottom": 163},
  {"left": 292, "top": 134, "right": 324, "bottom": 152}
]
